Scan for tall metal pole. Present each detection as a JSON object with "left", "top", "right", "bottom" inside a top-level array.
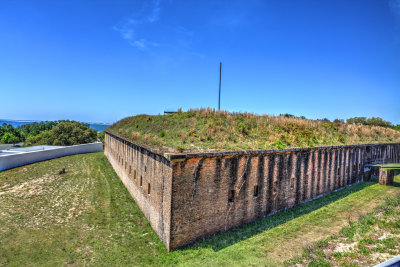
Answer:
[{"left": 218, "top": 62, "right": 222, "bottom": 111}]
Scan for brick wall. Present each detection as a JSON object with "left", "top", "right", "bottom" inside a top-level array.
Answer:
[
  {"left": 104, "top": 131, "right": 400, "bottom": 251},
  {"left": 104, "top": 132, "right": 173, "bottom": 249},
  {"left": 169, "top": 143, "right": 400, "bottom": 250}
]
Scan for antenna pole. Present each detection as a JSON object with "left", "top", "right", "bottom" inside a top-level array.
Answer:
[{"left": 218, "top": 62, "right": 222, "bottom": 111}]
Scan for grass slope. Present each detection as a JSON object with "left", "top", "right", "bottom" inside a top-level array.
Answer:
[
  {"left": 286, "top": 194, "right": 400, "bottom": 266},
  {"left": 107, "top": 108, "right": 400, "bottom": 152},
  {"left": 1, "top": 153, "right": 399, "bottom": 266}
]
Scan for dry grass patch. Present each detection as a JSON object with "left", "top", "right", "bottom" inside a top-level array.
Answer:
[{"left": 286, "top": 190, "right": 400, "bottom": 266}]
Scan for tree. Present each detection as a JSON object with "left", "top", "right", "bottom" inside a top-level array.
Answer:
[
  {"left": 0, "top": 123, "right": 24, "bottom": 142},
  {"left": 18, "top": 121, "right": 59, "bottom": 137},
  {"left": 346, "top": 117, "right": 392, "bottom": 128},
  {"left": 1, "top": 132, "right": 20, "bottom": 144},
  {"left": 366, "top": 117, "right": 392, "bottom": 128},
  {"left": 280, "top": 113, "right": 295, "bottom": 118},
  {"left": 25, "top": 121, "right": 98, "bottom": 146},
  {"left": 333, "top": 119, "right": 344, "bottom": 123},
  {"left": 346, "top": 117, "right": 367, "bottom": 125}
]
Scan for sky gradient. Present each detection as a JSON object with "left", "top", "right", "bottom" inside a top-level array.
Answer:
[{"left": 1, "top": 0, "right": 399, "bottom": 124}]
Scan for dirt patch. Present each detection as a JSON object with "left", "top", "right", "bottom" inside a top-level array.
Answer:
[
  {"left": 268, "top": 203, "right": 380, "bottom": 262},
  {"left": 333, "top": 241, "right": 357, "bottom": 253}
]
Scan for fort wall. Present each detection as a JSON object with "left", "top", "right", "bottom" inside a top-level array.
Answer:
[
  {"left": 169, "top": 143, "right": 400, "bottom": 249},
  {"left": 104, "top": 132, "right": 173, "bottom": 249},
  {"left": 104, "top": 131, "right": 400, "bottom": 251}
]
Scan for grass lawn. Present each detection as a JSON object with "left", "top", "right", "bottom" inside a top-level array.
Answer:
[{"left": 1, "top": 153, "right": 399, "bottom": 266}]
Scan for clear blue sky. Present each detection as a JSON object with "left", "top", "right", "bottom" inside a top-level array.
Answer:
[{"left": 1, "top": 0, "right": 399, "bottom": 124}]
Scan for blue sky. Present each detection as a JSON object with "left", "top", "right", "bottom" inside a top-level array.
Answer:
[{"left": 1, "top": 0, "right": 399, "bottom": 124}]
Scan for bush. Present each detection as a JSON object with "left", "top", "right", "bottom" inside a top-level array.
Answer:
[
  {"left": 347, "top": 117, "right": 367, "bottom": 125},
  {"left": 333, "top": 119, "right": 344, "bottom": 123},
  {"left": 347, "top": 117, "right": 393, "bottom": 128}
]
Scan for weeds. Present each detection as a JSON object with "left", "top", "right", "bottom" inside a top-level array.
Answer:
[{"left": 107, "top": 108, "right": 400, "bottom": 152}]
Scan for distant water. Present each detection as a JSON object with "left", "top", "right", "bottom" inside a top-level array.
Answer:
[{"left": 0, "top": 120, "right": 111, "bottom": 132}]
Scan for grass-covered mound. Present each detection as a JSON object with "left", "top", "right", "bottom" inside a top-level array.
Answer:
[{"left": 107, "top": 108, "right": 400, "bottom": 152}]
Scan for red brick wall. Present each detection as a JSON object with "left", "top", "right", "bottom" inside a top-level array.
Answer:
[
  {"left": 104, "top": 132, "right": 400, "bottom": 251},
  {"left": 169, "top": 144, "right": 400, "bottom": 250},
  {"left": 104, "top": 132, "right": 173, "bottom": 250}
]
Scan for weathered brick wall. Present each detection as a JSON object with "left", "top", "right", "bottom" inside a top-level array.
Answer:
[
  {"left": 169, "top": 143, "right": 400, "bottom": 250},
  {"left": 379, "top": 169, "right": 395, "bottom": 185},
  {"left": 104, "top": 132, "right": 400, "bottom": 251},
  {"left": 104, "top": 132, "right": 173, "bottom": 250}
]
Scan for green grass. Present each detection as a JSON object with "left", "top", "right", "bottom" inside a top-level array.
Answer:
[
  {"left": 1, "top": 153, "right": 400, "bottom": 266},
  {"left": 285, "top": 190, "right": 400, "bottom": 266},
  {"left": 395, "top": 170, "right": 400, "bottom": 180},
  {"left": 107, "top": 108, "right": 400, "bottom": 152}
]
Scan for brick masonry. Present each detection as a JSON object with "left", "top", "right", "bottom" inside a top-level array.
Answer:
[
  {"left": 104, "top": 132, "right": 173, "bottom": 249},
  {"left": 104, "top": 132, "right": 400, "bottom": 251},
  {"left": 379, "top": 168, "right": 394, "bottom": 185}
]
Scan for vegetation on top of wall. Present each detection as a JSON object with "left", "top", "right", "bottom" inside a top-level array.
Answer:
[
  {"left": 106, "top": 108, "right": 400, "bottom": 153},
  {"left": 346, "top": 116, "right": 394, "bottom": 128}
]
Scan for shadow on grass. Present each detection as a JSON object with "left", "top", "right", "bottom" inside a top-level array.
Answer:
[
  {"left": 393, "top": 170, "right": 400, "bottom": 187},
  {"left": 181, "top": 181, "right": 377, "bottom": 252},
  {"left": 371, "top": 174, "right": 400, "bottom": 187}
]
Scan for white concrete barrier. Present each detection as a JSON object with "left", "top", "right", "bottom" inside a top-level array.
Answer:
[{"left": 0, "top": 142, "right": 103, "bottom": 171}]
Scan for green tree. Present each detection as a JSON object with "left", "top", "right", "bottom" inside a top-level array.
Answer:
[
  {"left": 0, "top": 123, "right": 23, "bottom": 143},
  {"left": 1, "top": 132, "right": 20, "bottom": 144},
  {"left": 346, "top": 117, "right": 367, "bottom": 125},
  {"left": 25, "top": 121, "right": 98, "bottom": 146},
  {"left": 366, "top": 117, "right": 392, "bottom": 128},
  {"left": 346, "top": 116, "right": 393, "bottom": 128},
  {"left": 333, "top": 119, "right": 344, "bottom": 123},
  {"left": 18, "top": 121, "right": 59, "bottom": 137}
]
